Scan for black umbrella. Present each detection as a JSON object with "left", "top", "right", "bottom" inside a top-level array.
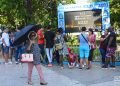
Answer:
[{"left": 13, "top": 25, "right": 39, "bottom": 46}]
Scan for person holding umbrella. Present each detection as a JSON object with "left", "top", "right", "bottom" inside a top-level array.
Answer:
[{"left": 26, "top": 31, "right": 47, "bottom": 85}]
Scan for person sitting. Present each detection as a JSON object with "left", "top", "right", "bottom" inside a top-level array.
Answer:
[{"left": 67, "top": 48, "right": 79, "bottom": 68}]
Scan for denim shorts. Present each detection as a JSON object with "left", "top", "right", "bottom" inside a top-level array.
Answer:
[
  {"left": 3, "top": 46, "right": 9, "bottom": 54},
  {"left": 79, "top": 45, "right": 90, "bottom": 59}
]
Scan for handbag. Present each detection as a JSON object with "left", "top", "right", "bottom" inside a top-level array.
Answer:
[
  {"left": 55, "top": 43, "right": 63, "bottom": 50},
  {"left": 21, "top": 54, "right": 33, "bottom": 62},
  {"left": 55, "top": 35, "right": 63, "bottom": 50}
]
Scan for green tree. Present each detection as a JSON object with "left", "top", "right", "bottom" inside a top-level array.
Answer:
[{"left": 110, "top": 0, "right": 120, "bottom": 29}]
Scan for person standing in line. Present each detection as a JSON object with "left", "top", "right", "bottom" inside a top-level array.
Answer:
[
  {"left": 2, "top": 28, "right": 11, "bottom": 64},
  {"left": 99, "top": 29, "right": 109, "bottom": 67},
  {"left": 79, "top": 27, "right": 90, "bottom": 69},
  {"left": 26, "top": 31, "right": 47, "bottom": 85},
  {"left": 15, "top": 28, "right": 24, "bottom": 64},
  {"left": 9, "top": 31, "right": 15, "bottom": 62},
  {"left": 54, "top": 28, "right": 68, "bottom": 69},
  {"left": 104, "top": 26, "right": 117, "bottom": 68},
  {"left": 0, "top": 34, "right": 3, "bottom": 62},
  {"left": 44, "top": 25, "right": 55, "bottom": 67},
  {"left": 37, "top": 27, "right": 45, "bottom": 63},
  {"left": 88, "top": 29, "right": 96, "bottom": 69}
]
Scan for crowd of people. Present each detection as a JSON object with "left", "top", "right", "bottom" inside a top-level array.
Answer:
[
  {"left": 0, "top": 25, "right": 117, "bottom": 85},
  {"left": 0, "top": 26, "right": 117, "bottom": 69}
]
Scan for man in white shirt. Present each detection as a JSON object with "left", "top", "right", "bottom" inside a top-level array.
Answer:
[{"left": 2, "top": 29, "right": 10, "bottom": 64}]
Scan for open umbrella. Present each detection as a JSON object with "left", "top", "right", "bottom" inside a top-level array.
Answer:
[{"left": 13, "top": 25, "right": 39, "bottom": 46}]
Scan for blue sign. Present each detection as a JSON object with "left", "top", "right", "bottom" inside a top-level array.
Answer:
[{"left": 58, "top": 1, "right": 110, "bottom": 33}]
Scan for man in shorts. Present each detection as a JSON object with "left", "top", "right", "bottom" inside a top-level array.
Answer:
[{"left": 2, "top": 28, "right": 11, "bottom": 64}]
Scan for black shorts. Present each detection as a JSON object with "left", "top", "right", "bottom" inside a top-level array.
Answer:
[{"left": 88, "top": 49, "right": 94, "bottom": 61}]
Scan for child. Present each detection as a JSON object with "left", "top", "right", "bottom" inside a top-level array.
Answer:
[{"left": 67, "top": 48, "right": 79, "bottom": 68}]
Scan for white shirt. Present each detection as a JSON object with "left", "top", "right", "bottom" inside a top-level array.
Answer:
[{"left": 2, "top": 32, "right": 10, "bottom": 46}]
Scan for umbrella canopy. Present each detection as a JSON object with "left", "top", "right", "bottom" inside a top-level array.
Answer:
[{"left": 13, "top": 25, "right": 39, "bottom": 46}]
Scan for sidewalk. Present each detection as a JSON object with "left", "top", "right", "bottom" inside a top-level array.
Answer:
[
  {"left": 0, "top": 63, "right": 84, "bottom": 86},
  {"left": 0, "top": 62, "right": 120, "bottom": 86}
]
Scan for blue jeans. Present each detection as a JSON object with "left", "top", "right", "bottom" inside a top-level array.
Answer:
[
  {"left": 38, "top": 44, "right": 45, "bottom": 57},
  {"left": 15, "top": 46, "right": 23, "bottom": 61},
  {"left": 99, "top": 48, "right": 106, "bottom": 64}
]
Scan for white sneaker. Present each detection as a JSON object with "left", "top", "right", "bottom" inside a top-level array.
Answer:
[
  {"left": 76, "top": 64, "right": 79, "bottom": 68},
  {"left": 82, "top": 65, "right": 85, "bottom": 68},
  {"left": 5, "top": 62, "right": 9, "bottom": 65},
  {"left": 15, "top": 61, "right": 19, "bottom": 64},
  {"left": 8, "top": 61, "right": 13, "bottom": 64}
]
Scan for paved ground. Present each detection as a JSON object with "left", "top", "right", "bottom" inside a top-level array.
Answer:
[{"left": 0, "top": 59, "right": 120, "bottom": 86}]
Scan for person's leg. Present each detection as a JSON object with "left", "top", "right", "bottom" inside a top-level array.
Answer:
[
  {"left": 3, "top": 46, "right": 9, "bottom": 63},
  {"left": 9, "top": 48, "right": 12, "bottom": 61},
  {"left": 1, "top": 44, "right": 4, "bottom": 58},
  {"left": 35, "top": 64, "right": 48, "bottom": 85},
  {"left": 28, "top": 63, "right": 34, "bottom": 82},
  {"left": 105, "top": 57, "right": 110, "bottom": 67},
  {"left": 110, "top": 48, "right": 116, "bottom": 67},
  {"left": 46, "top": 48, "right": 52, "bottom": 66},
  {"left": 67, "top": 55, "right": 71, "bottom": 65},
  {"left": 88, "top": 49, "right": 94, "bottom": 68},
  {"left": 59, "top": 55, "right": 63, "bottom": 67},
  {"left": 99, "top": 48, "right": 106, "bottom": 65},
  {"left": 35, "top": 64, "right": 45, "bottom": 81},
  {"left": 15, "top": 47, "right": 19, "bottom": 62},
  {"left": 39, "top": 44, "right": 45, "bottom": 62},
  {"left": 41, "top": 44, "right": 45, "bottom": 58},
  {"left": 105, "top": 48, "right": 111, "bottom": 67},
  {"left": 80, "top": 59, "right": 83, "bottom": 68},
  {"left": 9, "top": 48, "right": 14, "bottom": 61},
  {"left": 56, "top": 50, "right": 60, "bottom": 64},
  {"left": 18, "top": 46, "right": 23, "bottom": 61},
  {"left": 79, "top": 46, "right": 84, "bottom": 68},
  {"left": 75, "top": 56, "right": 79, "bottom": 67},
  {"left": 85, "top": 46, "right": 90, "bottom": 69},
  {"left": 50, "top": 48, "right": 53, "bottom": 63},
  {"left": 111, "top": 56, "right": 115, "bottom": 67},
  {"left": 46, "top": 48, "right": 50, "bottom": 63}
]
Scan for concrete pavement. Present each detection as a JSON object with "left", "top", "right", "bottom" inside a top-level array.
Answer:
[{"left": 0, "top": 62, "right": 120, "bottom": 86}]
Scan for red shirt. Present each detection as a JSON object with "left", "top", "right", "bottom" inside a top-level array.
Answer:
[{"left": 37, "top": 29, "right": 44, "bottom": 44}]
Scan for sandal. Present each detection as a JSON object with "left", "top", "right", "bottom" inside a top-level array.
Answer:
[
  {"left": 40, "top": 81, "right": 48, "bottom": 85},
  {"left": 28, "top": 81, "right": 33, "bottom": 85}
]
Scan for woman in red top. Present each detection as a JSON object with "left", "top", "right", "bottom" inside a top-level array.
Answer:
[
  {"left": 37, "top": 28, "right": 45, "bottom": 62},
  {"left": 88, "top": 29, "right": 96, "bottom": 69}
]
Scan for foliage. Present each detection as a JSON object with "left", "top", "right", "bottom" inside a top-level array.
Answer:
[
  {"left": 0, "top": 0, "right": 75, "bottom": 30},
  {"left": 0, "top": 0, "right": 120, "bottom": 30},
  {"left": 110, "top": 0, "right": 120, "bottom": 29}
]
